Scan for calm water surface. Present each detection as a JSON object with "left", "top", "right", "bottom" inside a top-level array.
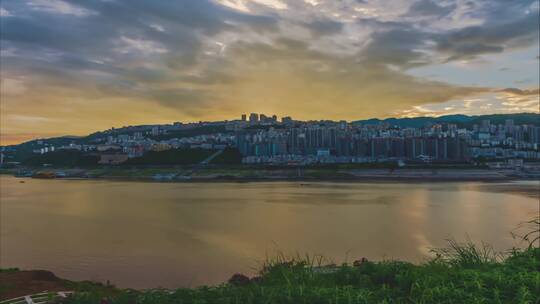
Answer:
[{"left": 0, "top": 175, "right": 538, "bottom": 288}]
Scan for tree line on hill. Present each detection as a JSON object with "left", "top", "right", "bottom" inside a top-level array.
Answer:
[{"left": 20, "top": 147, "right": 243, "bottom": 167}]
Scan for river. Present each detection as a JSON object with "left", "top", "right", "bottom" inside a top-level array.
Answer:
[{"left": 0, "top": 175, "right": 538, "bottom": 289}]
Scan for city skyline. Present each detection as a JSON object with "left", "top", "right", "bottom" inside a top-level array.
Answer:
[
  {"left": 3, "top": 111, "right": 539, "bottom": 145},
  {"left": 1, "top": 0, "right": 539, "bottom": 145},
  {"left": 3, "top": 111, "right": 538, "bottom": 168}
]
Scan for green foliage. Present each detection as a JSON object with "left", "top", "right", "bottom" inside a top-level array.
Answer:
[
  {"left": 65, "top": 245, "right": 540, "bottom": 304},
  {"left": 513, "top": 217, "right": 540, "bottom": 249},
  {"left": 23, "top": 150, "right": 99, "bottom": 167},
  {"left": 357, "top": 113, "right": 540, "bottom": 128},
  {"left": 124, "top": 148, "right": 215, "bottom": 166},
  {"left": 430, "top": 239, "right": 503, "bottom": 268},
  {"left": 210, "top": 148, "right": 243, "bottom": 165},
  {"left": 0, "top": 268, "right": 20, "bottom": 296},
  {"left": 1, "top": 137, "right": 83, "bottom": 163},
  {"left": 0, "top": 268, "right": 20, "bottom": 273}
]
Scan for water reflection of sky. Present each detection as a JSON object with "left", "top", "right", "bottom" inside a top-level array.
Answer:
[{"left": 1, "top": 177, "right": 537, "bottom": 289}]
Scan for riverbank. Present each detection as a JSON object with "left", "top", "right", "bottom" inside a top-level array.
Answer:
[
  {"left": 2, "top": 245, "right": 539, "bottom": 303},
  {"left": 0, "top": 269, "right": 116, "bottom": 300},
  {"left": 2, "top": 166, "right": 535, "bottom": 182}
]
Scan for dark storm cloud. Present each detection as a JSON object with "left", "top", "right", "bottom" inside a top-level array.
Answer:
[{"left": 405, "top": 0, "right": 456, "bottom": 17}]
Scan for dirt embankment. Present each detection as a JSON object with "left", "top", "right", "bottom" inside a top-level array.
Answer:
[{"left": 0, "top": 270, "right": 69, "bottom": 300}]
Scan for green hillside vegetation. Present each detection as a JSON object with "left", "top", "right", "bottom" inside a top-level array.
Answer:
[
  {"left": 61, "top": 244, "right": 539, "bottom": 304},
  {"left": 23, "top": 150, "right": 99, "bottom": 167},
  {"left": 210, "top": 148, "right": 243, "bottom": 165},
  {"left": 1, "top": 137, "right": 82, "bottom": 163},
  {"left": 357, "top": 113, "right": 540, "bottom": 128},
  {"left": 124, "top": 148, "right": 215, "bottom": 166},
  {"left": 244, "top": 124, "right": 288, "bottom": 130}
]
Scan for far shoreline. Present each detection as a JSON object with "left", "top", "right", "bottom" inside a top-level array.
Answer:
[
  {"left": 3, "top": 165, "right": 539, "bottom": 185},
  {"left": 2, "top": 171, "right": 533, "bottom": 184}
]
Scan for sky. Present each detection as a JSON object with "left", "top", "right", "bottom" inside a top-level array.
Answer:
[{"left": 0, "top": 0, "right": 539, "bottom": 145}]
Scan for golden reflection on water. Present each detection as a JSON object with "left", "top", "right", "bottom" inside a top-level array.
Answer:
[{"left": 0, "top": 176, "right": 537, "bottom": 289}]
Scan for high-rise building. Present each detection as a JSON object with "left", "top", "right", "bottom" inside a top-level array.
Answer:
[
  {"left": 249, "top": 113, "right": 259, "bottom": 123},
  {"left": 481, "top": 120, "right": 490, "bottom": 131},
  {"left": 529, "top": 126, "right": 540, "bottom": 144},
  {"left": 505, "top": 119, "right": 514, "bottom": 133}
]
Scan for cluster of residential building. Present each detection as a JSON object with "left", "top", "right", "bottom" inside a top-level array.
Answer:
[
  {"left": 4, "top": 114, "right": 539, "bottom": 166},
  {"left": 236, "top": 115, "right": 540, "bottom": 165}
]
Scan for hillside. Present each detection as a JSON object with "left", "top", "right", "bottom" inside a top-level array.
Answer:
[{"left": 356, "top": 113, "right": 540, "bottom": 128}]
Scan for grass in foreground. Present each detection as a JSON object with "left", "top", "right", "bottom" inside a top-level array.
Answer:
[{"left": 64, "top": 242, "right": 540, "bottom": 304}]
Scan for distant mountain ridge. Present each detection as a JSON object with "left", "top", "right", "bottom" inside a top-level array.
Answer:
[{"left": 354, "top": 113, "right": 540, "bottom": 128}]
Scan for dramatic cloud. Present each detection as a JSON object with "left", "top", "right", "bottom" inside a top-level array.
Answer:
[
  {"left": 27, "top": 0, "right": 96, "bottom": 16},
  {"left": 405, "top": 0, "right": 456, "bottom": 17},
  {"left": 0, "top": 0, "right": 539, "bottom": 144},
  {"left": 303, "top": 19, "right": 344, "bottom": 37},
  {"left": 435, "top": 12, "right": 539, "bottom": 61},
  {"left": 0, "top": 7, "right": 13, "bottom": 17},
  {"left": 498, "top": 88, "right": 540, "bottom": 96}
]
